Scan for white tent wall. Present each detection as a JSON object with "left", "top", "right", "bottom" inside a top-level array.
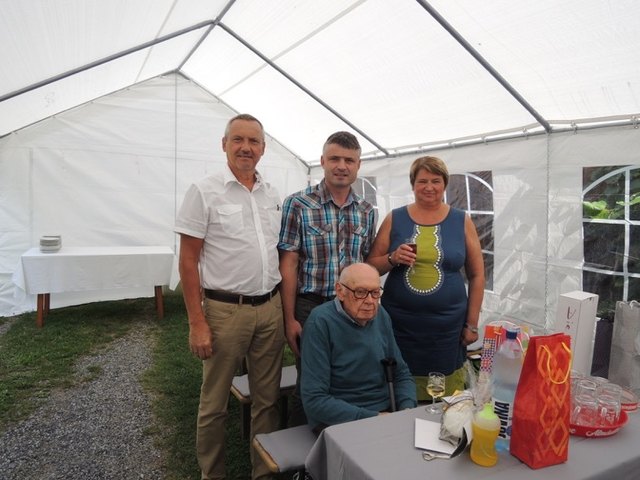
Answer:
[
  {"left": 310, "top": 126, "right": 640, "bottom": 331},
  {"left": 2, "top": 72, "right": 638, "bottom": 329},
  {"left": 0, "top": 73, "right": 308, "bottom": 317}
]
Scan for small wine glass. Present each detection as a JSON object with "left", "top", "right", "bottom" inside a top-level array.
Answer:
[
  {"left": 426, "top": 372, "right": 445, "bottom": 414},
  {"left": 404, "top": 237, "right": 417, "bottom": 274}
]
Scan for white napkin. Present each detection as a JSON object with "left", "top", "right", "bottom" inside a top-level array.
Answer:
[{"left": 414, "top": 418, "right": 457, "bottom": 455}]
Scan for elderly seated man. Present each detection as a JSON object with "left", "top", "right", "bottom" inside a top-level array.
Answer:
[{"left": 300, "top": 263, "right": 416, "bottom": 432}]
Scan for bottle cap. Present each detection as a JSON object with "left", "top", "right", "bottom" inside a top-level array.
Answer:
[
  {"left": 474, "top": 403, "right": 500, "bottom": 431},
  {"left": 474, "top": 403, "right": 500, "bottom": 430},
  {"left": 477, "top": 402, "right": 499, "bottom": 421},
  {"left": 505, "top": 327, "right": 519, "bottom": 340}
]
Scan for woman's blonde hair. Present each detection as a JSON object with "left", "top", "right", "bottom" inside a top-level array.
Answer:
[{"left": 409, "top": 156, "right": 449, "bottom": 188}]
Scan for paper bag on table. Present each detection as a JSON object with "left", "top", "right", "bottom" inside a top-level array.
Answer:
[
  {"left": 608, "top": 300, "right": 640, "bottom": 395},
  {"left": 510, "top": 333, "right": 571, "bottom": 469}
]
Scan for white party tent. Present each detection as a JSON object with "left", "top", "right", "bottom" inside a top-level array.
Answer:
[{"left": 1, "top": 0, "right": 639, "bottom": 331}]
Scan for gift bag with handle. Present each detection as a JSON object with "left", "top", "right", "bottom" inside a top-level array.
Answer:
[
  {"left": 510, "top": 333, "right": 571, "bottom": 469},
  {"left": 608, "top": 300, "right": 640, "bottom": 395}
]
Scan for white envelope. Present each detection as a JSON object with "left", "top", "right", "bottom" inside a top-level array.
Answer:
[{"left": 414, "top": 418, "right": 457, "bottom": 455}]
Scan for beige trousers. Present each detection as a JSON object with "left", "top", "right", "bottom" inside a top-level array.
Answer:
[{"left": 197, "top": 293, "right": 285, "bottom": 480}]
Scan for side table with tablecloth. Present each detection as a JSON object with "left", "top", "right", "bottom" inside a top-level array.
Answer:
[{"left": 12, "top": 246, "right": 175, "bottom": 327}]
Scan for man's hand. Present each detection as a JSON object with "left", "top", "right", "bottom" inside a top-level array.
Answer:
[
  {"left": 189, "top": 320, "right": 213, "bottom": 360},
  {"left": 179, "top": 234, "right": 211, "bottom": 359},
  {"left": 285, "top": 319, "right": 302, "bottom": 357}
]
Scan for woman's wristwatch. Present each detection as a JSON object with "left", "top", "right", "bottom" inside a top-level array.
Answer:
[
  {"left": 387, "top": 254, "right": 397, "bottom": 267},
  {"left": 464, "top": 323, "right": 479, "bottom": 334}
]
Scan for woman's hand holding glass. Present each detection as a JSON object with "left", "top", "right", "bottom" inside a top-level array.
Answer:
[{"left": 391, "top": 240, "right": 417, "bottom": 271}]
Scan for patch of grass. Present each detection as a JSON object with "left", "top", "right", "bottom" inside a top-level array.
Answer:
[
  {"left": 0, "top": 298, "right": 151, "bottom": 429},
  {"left": 143, "top": 294, "right": 297, "bottom": 480},
  {"left": 144, "top": 294, "right": 276, "bottom": 479},
  {"left": 0, "top": 293, "right": 297, "bottom": 480},
  {"left": 143, "top": 294, "right": 205, "bottom": 479}
]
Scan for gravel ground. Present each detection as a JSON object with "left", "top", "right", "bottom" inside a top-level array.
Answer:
[
  {"left": 0, "top": 317, "right": 17, "bottom": 337},
  {"left": 0, "top": 323, "right": 165, "bottom": 480}
]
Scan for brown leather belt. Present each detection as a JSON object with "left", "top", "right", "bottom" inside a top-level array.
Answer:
[{"left": 204, "top": 286, "right": 278, "bottom": 306}]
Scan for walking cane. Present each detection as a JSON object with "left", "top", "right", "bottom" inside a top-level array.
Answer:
[{"left": 381, "top": 357, "right": 397, "bottom": 412}]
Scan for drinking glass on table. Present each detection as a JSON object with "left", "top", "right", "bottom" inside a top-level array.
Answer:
[
  {"left": 597, "top": 383, "right": 622, "bottom": 426},
  {"left": 572, "top": 393, "right": 598, "bottom": 426},
  {"left": 571, "top": 379, "right": 599, "bottom": 426},
  {"left": 570, "top": 370, "right": 583, "bottom": 398},
  {"left": 598, "top": 394, "right": 621, "bottom": 426},
  {"left": 426, "top": 372, "right": 445, "bottom": 414},
  {"left": 576, "top": 379, "right": 597, "bottom": 399}
]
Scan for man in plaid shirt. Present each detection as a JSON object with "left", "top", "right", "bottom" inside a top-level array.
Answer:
[{"left": 278, "top": 131, "right": 378, "bottom": 426}]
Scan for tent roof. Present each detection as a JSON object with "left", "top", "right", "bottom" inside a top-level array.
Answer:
[{"left": 2, "top": 0, "right": 639, "bottom": 166}]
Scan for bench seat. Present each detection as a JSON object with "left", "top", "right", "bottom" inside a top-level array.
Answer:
[
  {"left": 253, "top": 424, "right": 316, "bottom": 474},
  {"left": 230, "top": 364, "right": 297, "bottom": 439}
]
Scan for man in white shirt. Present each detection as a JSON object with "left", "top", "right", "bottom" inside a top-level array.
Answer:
[{"left": 175, "top": 113, "right": 285, "bottom": 480}]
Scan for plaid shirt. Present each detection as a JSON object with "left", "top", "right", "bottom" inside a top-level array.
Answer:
[{"left": 278, "top": 179, "right": 378, "bottom": 297}]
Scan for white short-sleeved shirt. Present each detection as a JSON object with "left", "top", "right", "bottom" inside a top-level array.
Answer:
[{"left": 175, "top": 165, "right": 282, "bottom": 295}]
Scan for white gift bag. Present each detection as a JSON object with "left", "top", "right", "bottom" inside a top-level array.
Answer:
[{"left": 608, "top": 300, "right": 640, "bottom": 395}]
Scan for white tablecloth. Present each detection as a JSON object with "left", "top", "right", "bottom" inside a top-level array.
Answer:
[
  {"left": 306, "top": 406, "right": 640, "bottom": 480},
  {"left": 12, "top": 246, "right": 175, "bottom": 294}
]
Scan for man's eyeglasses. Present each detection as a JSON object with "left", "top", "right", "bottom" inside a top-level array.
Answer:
[{"left": 339, "top": 283, "right": 383, "bottom": 299}]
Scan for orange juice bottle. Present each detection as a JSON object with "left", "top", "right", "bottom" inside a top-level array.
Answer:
[{"left": 470, "top": 403, "right": 500, "bottom": 467}]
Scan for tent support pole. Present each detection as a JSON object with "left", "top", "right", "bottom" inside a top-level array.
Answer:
[
  {"left": 217, "top": 23, "right": 389, "bottom": 156},
  {"left": 415, "top": 0, "right": 552, "bottom": 133},
  {"left": 0, "top": 21, "right": 215, "bottom": 103}
]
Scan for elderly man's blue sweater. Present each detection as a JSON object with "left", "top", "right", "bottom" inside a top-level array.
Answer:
[{"left": 301, "top": 300, "right": 417, "bottom": 430}]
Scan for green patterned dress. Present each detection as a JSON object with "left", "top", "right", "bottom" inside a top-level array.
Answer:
[{"left": 381, "top": 206, "right": 468, "bottom": 377}]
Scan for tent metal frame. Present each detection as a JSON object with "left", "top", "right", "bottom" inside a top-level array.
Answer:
[{"left": 1, "top": 0, "right": 637, "bottom": 167}]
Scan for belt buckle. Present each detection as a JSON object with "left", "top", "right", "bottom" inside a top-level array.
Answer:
[
  {"left": 244, "top": 294, "right": 258, "bottom": 307},
  {"left": 255, "top": 290, "right": 272, "bottom": 306},
  {"left": 250, "top": 294, "right": 264, "bottom": 306}
]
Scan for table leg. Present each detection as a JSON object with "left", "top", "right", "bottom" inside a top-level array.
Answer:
[
  {"left": 36, "top": 294, "right": 47, "bottom": 328},
  {"left": 155, "top": 286, "right": 164, "bottom": 320}
]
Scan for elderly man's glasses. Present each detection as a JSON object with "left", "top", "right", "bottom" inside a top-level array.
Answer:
[{"left": 339, "top": 283, "right": 383, "bottom": 299}]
